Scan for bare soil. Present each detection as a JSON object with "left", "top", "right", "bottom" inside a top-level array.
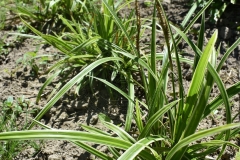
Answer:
[{"left": 0, "top": 1, "right": 240, "bottom": 160}]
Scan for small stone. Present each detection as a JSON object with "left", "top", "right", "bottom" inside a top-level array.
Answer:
[
  {"left": 192, "top": 23, "right": 201, "bottom": 30},
  {"left": 70, "top": 147, "right": 80, "bottom": 156},
  {"left": 76, "top": 102, "right": 88, "bottom": 110},
  {"left": 48, "top": 154, "right": 62, "bottom": 160},
  {"left": 62, "top": 100, "right": 69, "bottom": 105},
  {"left": 5, "top": 58, "right": 10, "bottom": 63},
  {"left": 219, "top": 27, "right": 232, "bottom": 40},
  {"left": 163, "top": 0, "right": 171, "bottom": 3},
  {"left": 50, "top": 107, "right": 57, "bottom": 114},
  {"left": 64, "top": 157, "right": 74, "bottom": 160},
  {"left": 119, "top": 114, "right": 125, "bottom": 122},
  {"left": 46, "top": 48, "right": 50, "bottom": 52},
  {"left": 66, "top": 104, "right": 74, "bottom": 112},
  {"left": 90, "top": 114, "right": 98, "bottom": 125},
  {"left": 59, "top": 112, "right": 68, "bottom": 121},
  {"left": 227, "top": 59, "right": 232, "bottom": 65},
  {"left": 89, "top": 154, "right": 96, "bottom": 160},
  {"left": 99, "top": 146, "right": 108, "bottom": 152},
  {"left": 221, "top": 62, "right": 228, "bottom": 70},
  {"left": 25, "top": 148, "right": 35, "bottom": 155}
]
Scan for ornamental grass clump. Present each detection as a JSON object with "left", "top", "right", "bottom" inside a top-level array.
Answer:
[
  {"left": 18, "top": 0, "right": 139, "bottom": 106},
  {"left": 1, "top": 0, "right": 240, "bottom": 159}
]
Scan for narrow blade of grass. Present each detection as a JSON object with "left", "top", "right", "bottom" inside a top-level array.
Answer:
[
  {"left": 125, "top": 72, "right": 135, "bottom": 131},
  {"left": 0, "top": 130, "right": 132, "bottom": 149},
  {"left": 118, "top": 136, "right": 164, "bottom": 160},
  {"left": 101, "top": 121, "right": 136, "bottom": 143},
  {"left": 149, "top": 4, "right": 157, "bottom": 103},
  {"left": 36, "top": 70, "right": 61, "bottom": 104},
  {"left": 217, "top": 37, "right": 240, "bottom": 72},
  {"left": 134, "top": 100, "right": 144, "bottom": 133},
  {"left": 139, "top": 100, "right": 179, "bottom": 139},
  {"left": 80, "top": 124, "right": 111, "bottom": 136},
  {"left": 181, "top": 0, "right": 201, "bottom": 28},
  {"left": 32, "top": 119, "right": 112, "bottom": 160},
  {"left": 166, "top": 123, "right": 240, "bottom": 160},
  {"left": 194, "top": 11, "right": 205, "bottom": 70}
]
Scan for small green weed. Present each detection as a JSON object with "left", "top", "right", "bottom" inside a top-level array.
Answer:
[
  {"left": 0, "top": 38, "right": 10, "bottom": 56},
  {"left": 0, "top": 96, "right": 40, "bottom": 159},
  {"left": 0, "top": 1, "right": 7, "bottom": 30}
]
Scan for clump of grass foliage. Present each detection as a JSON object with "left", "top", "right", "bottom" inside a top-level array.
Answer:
[{"left": 1, "top": 0, "right": 240, "bottom": 159}]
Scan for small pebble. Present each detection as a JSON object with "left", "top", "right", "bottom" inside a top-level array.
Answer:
[
  {"left": 66, "top": 104, "right": 74, "bottom": 112},
  {"left": 192, "top": 23, "right": 201, "bottom": 30},
  {"left": 48, "top": 154, "right": 62, "bottom": 160},
  {"left": 90, "top": 114, "right": 98, "bottom": 125},
  {"left": 46, "top": 48, "right": 50, "bottom": 52},
  {"left": 219, "top": 27, "right": 232, "bottom": 40},
  {"left": 163, "top": 0, "right": 171, "bottom": 3},
  {"left": 59, "top": 112, "right": 68, "bottom": 121},
  {"left": 75, "top": 101, "right": 88, "bottom": 110}
]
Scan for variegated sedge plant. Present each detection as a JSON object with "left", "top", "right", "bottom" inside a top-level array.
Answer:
[
  {"left": 1, "top": 0, "right": 240, "bottom": 159},
  {"left": 13, "top": 0, "right": 140, "bottom": 107}
]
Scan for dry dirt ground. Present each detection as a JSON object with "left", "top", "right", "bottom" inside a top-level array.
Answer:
[{"left": 0, "top": 1, "right": 240, "bottom": 160}]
